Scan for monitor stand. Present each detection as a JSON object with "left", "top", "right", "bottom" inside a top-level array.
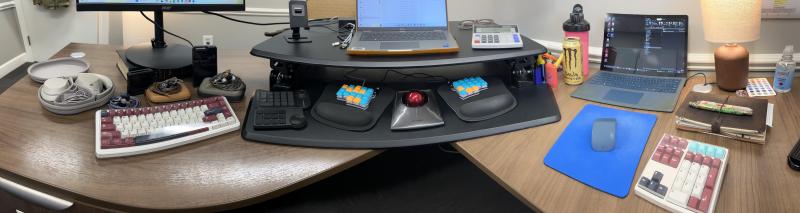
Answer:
[{"left": 125, "top": 10, "right": 192, "bottom": 71}]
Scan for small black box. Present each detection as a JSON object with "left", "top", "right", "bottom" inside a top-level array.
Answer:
[
  {"left": 192, "top": 45, "right": 218, "bottom": 87},
  {"left": 127, "top": 68, "right": 155, "bottom": 96}
]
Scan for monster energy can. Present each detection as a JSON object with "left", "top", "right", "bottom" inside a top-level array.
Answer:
[{"left": 562, "top": 37, "right": 583, "bottom": 85}]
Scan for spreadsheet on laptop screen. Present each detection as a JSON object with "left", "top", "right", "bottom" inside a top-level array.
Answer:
[
  {"left": 601, "top": 14, "right": 688, "bottom": 77},
  {"left": 357, "top": 0, "right": 448, "bottom": 28}
]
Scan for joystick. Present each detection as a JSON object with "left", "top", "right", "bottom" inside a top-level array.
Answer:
[{"left": 402, "top": 90, "right": 428, "bottom": 107}]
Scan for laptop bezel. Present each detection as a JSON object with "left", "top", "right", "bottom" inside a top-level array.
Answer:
[
  {"left": 356, "top": 0, "right": 450, "bottom": 31},
  {"left": 600, "top": 13, "right": 689, "bottom": 78}
]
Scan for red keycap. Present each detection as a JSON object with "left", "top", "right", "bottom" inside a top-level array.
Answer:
[
  {"left": 216, "top": 96, "right": 225, "bottom": 101},
  {"left": 112, "top": 138, "right": 122, "bottom": 145},
  {"left": 688, "top": 196, "right": 701, "bottom": 209},
  {"left": 207, "top": 103, "right": 220, "bottom": 109},
  {"left": 203, "top": 115, "right": 218, "bottom": 122},
  {"left": 703, "top": 156, "right": 712, "bottom": 165},
  {"left": 108, "top": 110, "right": 117, "bottom": 117},
  {"left": 101, "top": 117, "right": 113, "bottom": 124},
  {"left": 474, "top": 40, "right": 480, "bottom": 43},
  {"left": 657, "top": 145, "right": 666, "bottom": 153},
  {"left": 685, "top": 152, "right": 695, "bottom": 160},
  {"left": 101, "top": 138, "right": 112, "bottom": 148},
  {"left": 142, "top": 107, "right": 152, "bottom": 114},
  {"left": 706, "top": 168, "right": 719, "bottom": 188},
  {"left": 101, "top": 131, "right": 113, "bottom": 140},
  {"left": 660, "top": 136, "right": 670, "bottom": 144},
  {"left": 652, "top": 151, "right": 662, "bottom": 161},
  {"left": 112, "top": 131, "right": 121, "bottom": 139},
  {"left": 660, "top": 154, "right": 671, "bottom": 164},
  {"left": 223, "top": 111, "right": 233, "bottom": 118},
  {"left": 699, "top": 188, "right": 713, "bottom": 212},
  {"left": 678, "top": 139, "right": 688, "bottom": 149},
  {"left": 670, "top": 137, "right": 680, "bottom": 146},
  {"left": 693, "top": 154, "right": 703, "bottom": 163},
  {"left": 666, "top": 146, "right": 674, "bottom": 155},
  {"left": 204, "top": 98, "right": 215, "bottom": 104},
  {"left": 673, "top": 149, "right": 683, "bottom": 157},
  {"left": 670, "top": 156, "right": 680, "bottom": 167},
  {"left": 712, "top": 159, "right": 721, "bottom": 168},
  {"left": 124, "top": 138, "right": 134, "bottom": 146},
  {"left": 101, "top": 124, "right": 116, "bottom": 131},
  {"left": 178, "top": 103, "right": 187, "bottom": 108}
]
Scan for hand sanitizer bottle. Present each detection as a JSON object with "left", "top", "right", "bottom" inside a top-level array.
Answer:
[{"left": 774, "top": 45, "right": 796, "bottom": 93}]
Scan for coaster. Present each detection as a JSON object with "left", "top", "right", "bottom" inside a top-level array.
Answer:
[{"left": 746, "top": 78, "right": 776, "bottom": 97}]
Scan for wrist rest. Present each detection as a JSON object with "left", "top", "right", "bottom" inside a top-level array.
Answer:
[
  {"left": 437, "top": 77, "right": 517, "bottom": 122},
  {"left": 311, "top": 84, "right": 395, "bottom": 132}
]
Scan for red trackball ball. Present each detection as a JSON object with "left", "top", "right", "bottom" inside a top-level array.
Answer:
[{"left": 403, "top": 90, "right": 427, "bottom": 107}]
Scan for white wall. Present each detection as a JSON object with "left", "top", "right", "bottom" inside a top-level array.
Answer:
[
  {"left": 114, "top": 0, "right": 800, "bottom": 70},
  {"left": 19, "top": 0, "right": 102, "bottom": 61}
]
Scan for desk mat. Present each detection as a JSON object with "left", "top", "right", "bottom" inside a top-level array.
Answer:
[{"left": 543, "top": 104, "right": 657, "bottom": 198}]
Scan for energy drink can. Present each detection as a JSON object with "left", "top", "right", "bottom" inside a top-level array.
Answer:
[{"left": 562, "top": 37, "right": 583, "bottom": 85}]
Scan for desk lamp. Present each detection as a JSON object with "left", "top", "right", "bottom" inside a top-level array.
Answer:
[{"left": 700, "top": 0, "right": 762, "bottom": 91}]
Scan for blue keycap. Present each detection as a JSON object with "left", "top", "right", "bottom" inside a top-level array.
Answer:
[
  {"left": 688, "top": 143, "right": 698, "bottom": 152},
  {"left": 715, "top": 149, "right": 726, "bottom": 159}
]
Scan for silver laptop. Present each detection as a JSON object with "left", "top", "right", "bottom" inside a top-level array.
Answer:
[
  {"left": 572, "top": 14, "right": 689, "bottom": 112},
  {"left": 347, "top": 0, "right": 459, "bottom": 55}
]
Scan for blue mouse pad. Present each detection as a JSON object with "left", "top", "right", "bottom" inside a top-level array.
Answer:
[{"left": 543, "top": 104, "right": 656, "bottom": 198}]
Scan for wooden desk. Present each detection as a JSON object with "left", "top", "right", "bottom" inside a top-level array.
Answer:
[
  {"left": 0, "top": 44, "right": 379, "bottom": 212},
  {"left": 454, "top": 69, "right": 800, "bottom": 212}
]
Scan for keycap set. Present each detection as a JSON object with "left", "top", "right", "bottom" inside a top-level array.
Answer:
[
  {"left": 635, "top": 134, "right": 728, "bottom": 213},
  {"left": 95, "top": 96, "right": 241, "bottom": 158}
]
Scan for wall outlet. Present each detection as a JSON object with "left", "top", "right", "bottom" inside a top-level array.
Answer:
[{"left": 202, "top": 35, "right": 214, "bottom": 46}]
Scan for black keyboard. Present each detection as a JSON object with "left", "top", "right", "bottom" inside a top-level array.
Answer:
[
  {"left": 360, "top": 31, "right": 446, "bottom": 41},
  {"left": 252, "top": 90, "right": 310, "bottom": 130},
  {"left": 256, "top": 90, "right": 310, "bottom": 108},
  {"left": 588, "top": 72, "right": 682, "bottom": 93}
]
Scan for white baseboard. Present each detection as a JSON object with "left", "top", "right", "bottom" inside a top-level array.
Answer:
[
  {"left": 533, "top": 39, "right": 789, "bottom": 72},
  {"left": 0, "top": 53, "right": 28, "bottom": 79}
]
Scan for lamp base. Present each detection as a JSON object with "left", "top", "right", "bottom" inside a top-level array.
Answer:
[{"left": 714, "top": 44, "right": 749, "bottom": 92}]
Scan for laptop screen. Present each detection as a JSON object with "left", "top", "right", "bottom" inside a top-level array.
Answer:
[
  {"left": 601, "top": 14, "right": 688, "bottom": 77},
  {"left": 357, "top": 0, "right": 448, "bottom": 28}
]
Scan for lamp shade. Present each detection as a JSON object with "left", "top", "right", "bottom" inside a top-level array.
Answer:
[{"left": 700, "top": 0, "right": 762, "bottom": 43}]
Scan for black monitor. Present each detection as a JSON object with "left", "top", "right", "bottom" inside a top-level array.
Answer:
[{"left": 76, "top": 0, "right": 246, "bottom": 71}]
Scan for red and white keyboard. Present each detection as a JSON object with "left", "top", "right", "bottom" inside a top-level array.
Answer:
[
  {"left": 635, "top": 134, "right": 729, "bottom": 213},
  {"left": 95, "top": 96, "right": 240, "bottom": 158}
]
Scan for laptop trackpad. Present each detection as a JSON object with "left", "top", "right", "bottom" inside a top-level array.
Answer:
[
  {"left": 603, "top": 89, "right": 643, "bottom": 105},
  {"left": 380, "top": 42, "right": 419, "bottom": 50}
]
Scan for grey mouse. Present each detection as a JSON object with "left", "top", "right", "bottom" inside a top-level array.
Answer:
[{"left": 592, "top": 118, "right": 617, "bottom": 152}]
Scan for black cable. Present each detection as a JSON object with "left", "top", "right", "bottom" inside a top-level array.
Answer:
[
  {"left": 140, "top": 11, "right": 194, "bottom": 47},
  {"left": 203, "top": 11, "right": 290, "bottom": 26},
  {"left": 686, "top": 73, "right": 715, "bottom": 87},
  {"left": 344, "top": 69, "right": 367, "bottom": 85},
  {"left": 385, "top": 69, "right": 450, "bottom": 83}
]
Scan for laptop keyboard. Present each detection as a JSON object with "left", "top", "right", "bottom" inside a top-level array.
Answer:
[
  {"left": 360, "top": 31, "right": 446, "bottom": 41},
  {"left": 588, "top": 72, "right": 682, "bottom": 93}
]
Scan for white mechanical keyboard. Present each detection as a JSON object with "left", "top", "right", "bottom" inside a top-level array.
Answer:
[
  {"left": 95, "top": 96, "right": 240, "bottom": 158},
  {"left": 635, "top": 134, "right": 729, "bottom": 213}
]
